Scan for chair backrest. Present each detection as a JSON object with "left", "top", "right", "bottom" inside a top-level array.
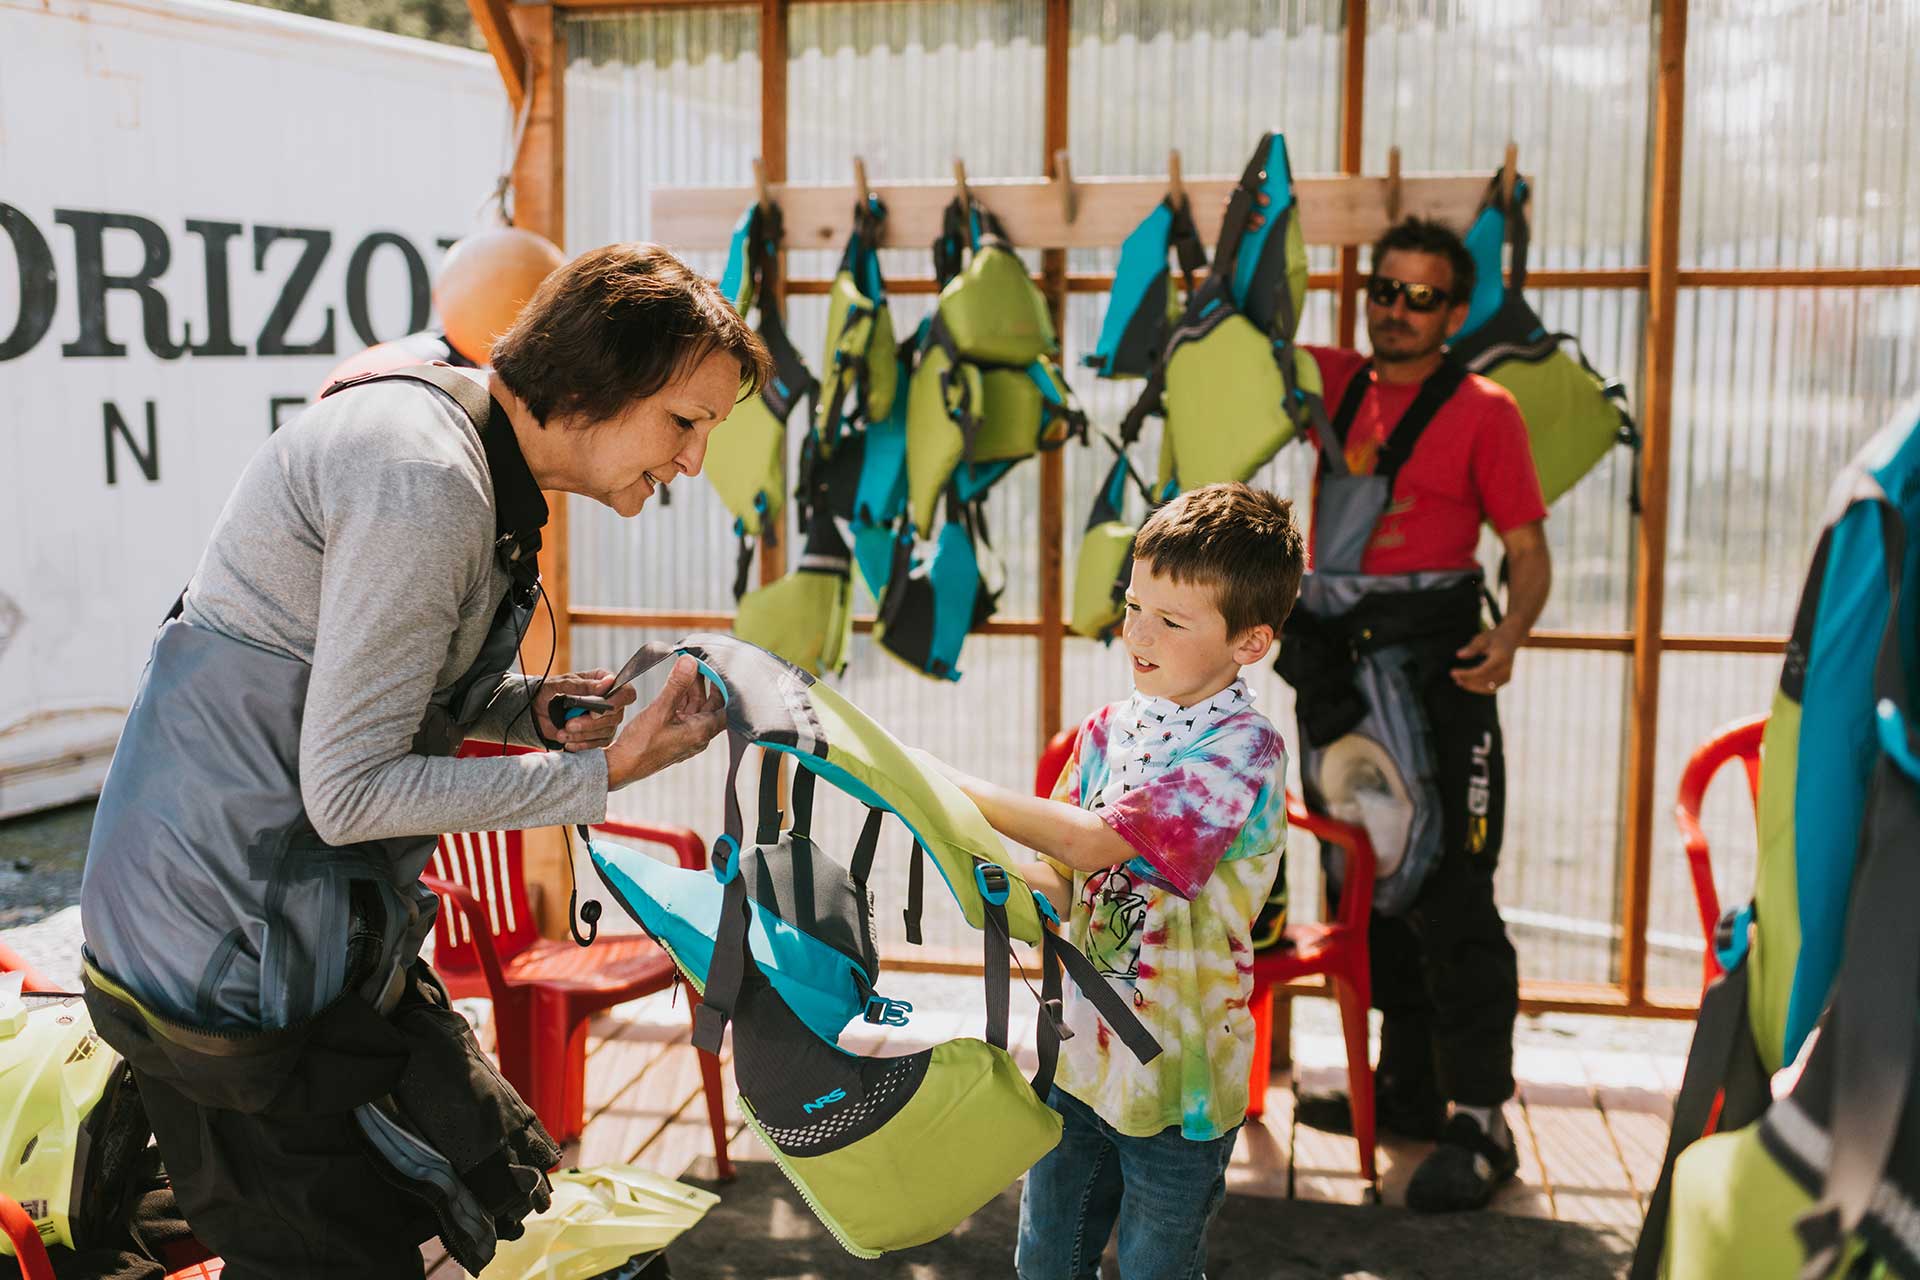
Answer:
[
  {"left": 429, "top": 740, "right": 542, "bottom": 972},
  {"left": 1673, "top": 712, "right": 1767, "bottom": 977},
  {"left": 1035, "top": 726, "right": 1077, "bottom": 798}
]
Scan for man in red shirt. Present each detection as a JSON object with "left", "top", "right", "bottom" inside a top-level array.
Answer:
[{"left": 1283, "top": 217, "right": 1551, "bottom": 1213}]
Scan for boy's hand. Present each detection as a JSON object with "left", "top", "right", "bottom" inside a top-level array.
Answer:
[{"left": 1018, "top": 860, "right": 1073, "bottom": 917}]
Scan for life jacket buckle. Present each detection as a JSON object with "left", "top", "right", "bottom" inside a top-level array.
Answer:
[
  {"left": 974, "top": 861, "right": 1012, "bottom": 906},
  {"left": 863, "top": 995, "right": 913, "bottom": 1027}
]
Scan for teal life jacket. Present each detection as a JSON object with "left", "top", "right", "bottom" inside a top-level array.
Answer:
[
  {"left": 1632, "top": 401, "right": 1920, "bottom": 1280},
  {"left": 1448, "top": 168, "right": 1639, "bottom": 508},
  {"left": 581, "top": 636, "right": 1161, "bottom": 1257},
  {"left": 711, "top": 199, "right": 819, "bottom": 598},
  {"left": 1113, "top": 131, "right": 1323, "bottom": 498},
  {"left": 1083, "top": 195, "right": 1206, "bottom": 380}
]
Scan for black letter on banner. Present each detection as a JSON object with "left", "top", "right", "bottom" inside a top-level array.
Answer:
[
  {"left": 104, "top": 400, "right": 160, "bottom": 484},
  {"left": 0, "top": 205, "right": 58, "bottom": 362},
  {"left": 254, "top": 226, "right": 335, "bottom": 356},
  {"left": 345, "top": 232, "right": 430, "bottom": 348},
  {"left": 185, "top": 220, "right": 246, "bottom": 356},
  {"left": 57, "top": 210, "right": 188, "bottom": 359}
]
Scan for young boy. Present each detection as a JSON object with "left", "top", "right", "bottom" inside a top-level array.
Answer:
[{"left": 938, "top": 483, "right": 1305, "bottom": 1280}]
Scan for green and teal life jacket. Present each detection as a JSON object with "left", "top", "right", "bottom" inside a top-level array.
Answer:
[
  {"left": 877, "top": 195, "right": 1085, "bottom": 681},
  {"left": 581, "top": 635, "right": 1160, "bottom": 1257},
  {"left": 813, "top": 196, "right": 898, "bottom": 458},
  {"left": 712, "top": 199, "right": 819, "bottom": 598},
  {"left": 1068, "top": 433, "right": 1156, "bottom": 642},
  {"left": 1108, "top": 131, "right": 1323, "bottom": 499},
  {"left": 1632, "top": 400, "right": 1920, "bottom": 1280},
  {"left": 1449, "top": 168, "right": 1639, "bottom": 508}
]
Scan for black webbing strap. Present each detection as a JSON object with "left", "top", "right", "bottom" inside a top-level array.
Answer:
[
  {"left": 848, "top": 807, "right": 885, "bottom": 891},
  {"left": 1029, "top": 930, "right": 1071, "bottom": 1099},
  {"left": 694, "top": 732, "right": 757, "bottom": 1055},
  {"left": 983, "top": 886, "right": 1011, "bottom": 1052},
  {"left": 1049, "top": 931, "right": 1162, "bottom": 1067},
  {"left": 732, "top": 533, "right": 755, "bottom": 601},
  {"left": 1321, "top": 358, "right": 1468, "bottom": 487},
  {"left": 754, "top": 750, "right": 783, "bottom": 846},
  {"left": 903, "top": 840, "right": 926, "bottom": 945},
  {"left": 1629, "top": 935, "right": 1765, "bottom": 1280},
  {"left": 1793, "top": 499, "right": 1919, "bottom": 1279},
  {"left": 1168, "top": 197, "right": 1207, "bottom": 293}
]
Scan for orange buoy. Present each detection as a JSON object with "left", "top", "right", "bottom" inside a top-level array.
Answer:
[{"left": 436, "top": 227, "right": 566, "bottom": 365}]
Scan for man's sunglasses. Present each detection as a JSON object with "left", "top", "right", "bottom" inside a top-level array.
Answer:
[{"left": 1366, "top": 275, "right": 1454, "bottom": 313}]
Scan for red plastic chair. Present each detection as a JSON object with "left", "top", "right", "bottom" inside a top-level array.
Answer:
[
  {"left": 1674, "top": 713, "right": 1768, "bottom": 985},
  {"left": 421, "top": 743, "right": 732, "bottom": 1177},
  {"left": 1032, "top": 726, "right": 1378, "bottom": 1185}
]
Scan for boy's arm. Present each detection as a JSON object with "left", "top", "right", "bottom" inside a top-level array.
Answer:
[
  {"left": 912, "top": 750, "right": 1136, "bottom": 873},
  {"left": 1016, "top": 859, "right": 1073, "bottom": 915}
]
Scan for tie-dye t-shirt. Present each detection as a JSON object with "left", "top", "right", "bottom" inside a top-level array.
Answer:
[{"left": 1046, "top": 701, "right": 1288, "bottom": 1141}]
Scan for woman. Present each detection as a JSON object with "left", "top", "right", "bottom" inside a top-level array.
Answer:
[{"left": 79, "top": 243, "right": 769, "bottom": 1278}]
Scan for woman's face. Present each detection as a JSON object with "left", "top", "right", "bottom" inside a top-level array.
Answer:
[{"left": 557, "top": 349, "right": 742, "bottom": 517}]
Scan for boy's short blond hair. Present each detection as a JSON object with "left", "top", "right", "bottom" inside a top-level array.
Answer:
[{"left": 1130, "top": 483, "right": 1305, "bottom": 635}]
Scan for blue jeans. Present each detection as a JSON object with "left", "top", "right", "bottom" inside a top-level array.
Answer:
[{"left": 1016, "top": 1087, "right": 1240, "bottom": 1280}]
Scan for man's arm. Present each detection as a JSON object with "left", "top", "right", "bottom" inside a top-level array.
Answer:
[{"left": 1452, "top": 520, "right": 1551, "bottom": 693}]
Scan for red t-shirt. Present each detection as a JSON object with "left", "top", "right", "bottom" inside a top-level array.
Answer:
[{"left": 1305, "top": 346, "right": 1547, "bottom": 575}]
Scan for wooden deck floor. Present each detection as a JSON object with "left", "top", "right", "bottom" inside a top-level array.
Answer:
[{"left": 424, "top": 981, "right": 1677, "bottom": 1276}]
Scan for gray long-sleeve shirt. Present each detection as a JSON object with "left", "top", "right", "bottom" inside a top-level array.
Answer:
[{"left": 182, "top": 376, "right": 607, "bottom": 846}]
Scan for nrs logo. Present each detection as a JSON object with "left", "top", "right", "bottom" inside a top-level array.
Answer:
[{"left": 802, "top": 1089, "right": 847, "bottom": 1115}]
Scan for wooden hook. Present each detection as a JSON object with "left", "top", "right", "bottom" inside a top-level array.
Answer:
[
  {"left": 1167, "top": 149, "right": 1186, "bottom": 209},
  {"left": 1054, "top": 148, "right": 1077, "bottom": 224},
  {"left": 1385, "top": 145, "right": 1403, "bottom": 224},
  {"left": 953, "top": 157, "right": 970, "bottom": 204},
  {"left": 752, "top": 156, "right": 773, "bottom": 211},
  {"left": 853, "top": 156, "right": 870, "bottom": 206},
  {"left": 1502, "top": 141, "right": 1519, "bottom": 207}
]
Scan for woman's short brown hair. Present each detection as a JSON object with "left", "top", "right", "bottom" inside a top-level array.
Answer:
[
  {"left": 490, "top": 242, "right": 772, "bottom": 425},
  {"left": 1130, "top": 483, "right": 1306, "bottom": 635}
]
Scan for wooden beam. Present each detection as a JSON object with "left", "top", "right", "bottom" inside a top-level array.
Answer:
[
  {"left": 511, "top": 4, "right": 571, "bottom": 676},
  {"left": 1621, "top": 0, "right": 1689, "bottom": 1008},
  {"left": 1336, "top": 0, "right": 1368, "bottom": 348},
  {"left": 466, "top": 0, "right": 526, "bottom": 110},
  {"left": 779, "top": 265, "right": 1650, "bottom": 297},
  {"left": 652, "top": 173, "right": 1505, "bottom": 252},
  {"left": 1678, "top": 266, "right": 1920, "bottom": 288},
  {"left": 1038, "top": 0, "right": 1070, "bottom": 753}
]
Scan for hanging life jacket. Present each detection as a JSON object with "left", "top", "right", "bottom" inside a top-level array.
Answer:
[
  {"left": 813, "top": 196, "right": 899, "bottom": 458},
  {"left": 873, "top": 493, "right": 1004, "bottom": 681},
  {"left": 1068, "top": 434, "right": 1157, "bottom": 642},
  {"left": 732, "top": 473, "right": 857, "bottom": 678},
  {"left": 1448, "top": 168, "right": 1639, "bottom": 508},
  {"left": 880, "top": 195, "right": 1083, "bottom": 681},
  {"left": 712, "top": 199, "right": 820, "bottom": 599},
  {"left": 581, "top": 636, "right": 1162, "bottom": 1257},
  {"left": 1630, "top": 400, "right": 1920, "bottom": 1280},
  {"left": 903, "top": 195, "right": 1085, "bottom": 536},
  {"left": 1116, "top": 131, "right": 1324, "bottom": 498},
  {"left": 1275, "top": 360, "right": 1490, "bottom": 915},
  {"left": 1082, "top": 194, "right": 1207, "bottom": 380}
]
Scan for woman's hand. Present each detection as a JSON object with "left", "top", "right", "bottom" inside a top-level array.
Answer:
[
  {"left": 605, "top": 656, "right": 728, "bottom": 788},
  {"left": 534, "top": 669, "right": 638, "bottom": 750}
]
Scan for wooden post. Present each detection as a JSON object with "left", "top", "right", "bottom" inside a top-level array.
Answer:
[
  {"left": 1038, "top": 0, "right": 1070, "bottom": 749},
  {"left": 1621, "top": 0, "right": 1688, "bottom": 1004},
  {"left": 760, "top": 0, "right": 790, "bottom": 586},
  {"left": 510, "top": 3, "right": 571, "bottom": 677},
  {"left": 1336, "top": 0, "right": 1368, "bottom": 348}
]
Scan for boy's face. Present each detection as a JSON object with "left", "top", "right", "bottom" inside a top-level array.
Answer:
[{"left": 1121, "top": 562, "right": 1274, "bottom": 706}]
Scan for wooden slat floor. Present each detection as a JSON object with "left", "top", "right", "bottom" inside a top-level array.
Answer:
[{"left": 424, "top": 982, "right": 1678, "bottom": 1275}]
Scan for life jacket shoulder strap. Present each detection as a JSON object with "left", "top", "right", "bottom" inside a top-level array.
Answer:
[{"left": 1320, "top": 358, "right": 1469, "bottom": 487}]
